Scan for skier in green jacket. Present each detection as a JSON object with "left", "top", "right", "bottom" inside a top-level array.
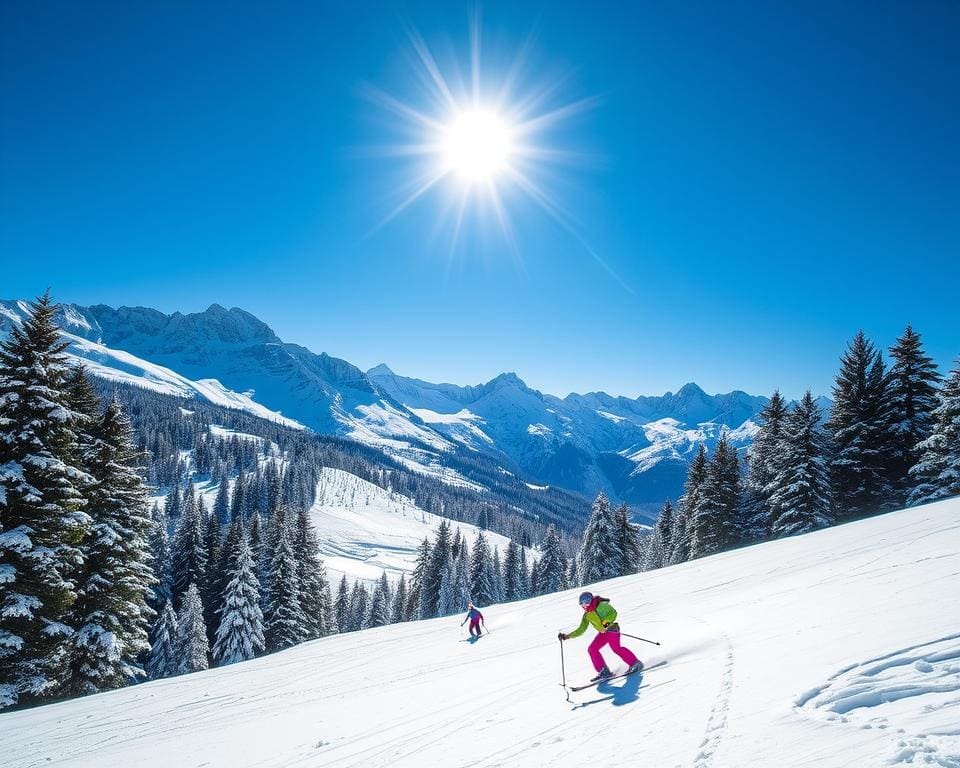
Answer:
[{"left": 558, "top": 592, "right": 642, "bottom": 681}]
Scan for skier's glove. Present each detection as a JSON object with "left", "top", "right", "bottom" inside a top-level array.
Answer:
[{"left": 558, "top": 632, "right": 567, "bottom": 641}]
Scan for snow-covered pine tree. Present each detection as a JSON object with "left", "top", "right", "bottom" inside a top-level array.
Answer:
[
  {"left": 690, "top": 433, "right": 742, "bottom": 558},
  {"left": 744, "top": 391, "right": 789, "bottom": 540},
  {"left": 767, "top": 392, "right": 832, "bottom": 537},
  {"left": 201, "top": 499, "right": 221, "bottom": 644},
  {"left": 490, "top": 547, "right": 505, "bottom": 603},
  {"left": 170, "top": 484, "right": 206, "bottom": 609},
  {"left": 566, "top": 556, "right": 579, "bottom": 588},
  {"left": 671, "top": 444, "right": 707, "bottom": 564},
  {"left": 645, "top": 500, "right": 673, "bottom": 570},
  {"left": 827, "top": 331, "right": 897, "bottom": 520},
  {"left": 347, "top": 581, "right": 368, "bottom": 632},
  {"left": 391, "top": 574, "right": 408, "bottom": 623},
  {"left": 368, "top": 575, "right": 391, "bottom": 627},
  {"left": 164, "top": 483, "right": 183, "bottom": 526},
  {"left": 406, "top": 537, "right": 431, "bottom": 621},
  {"left": 69, "top": 397, "right": 154, "bottom": 695},
  {"left": 909, "top": 360, "right": 960, "bottom": 505},
  {"left": 213, "top": 533, "right": 264, "bottom": 665},
  {"left": 469, "top": 532, "right": 497, "bottom": 606},
  {"left": 333, "top": 575, "right": 350, "bottom": 633},
  {"left": 175, "top": 583, "right": 209, "bottom": 674},
  {"left": 420, "top": 521, "right": 451, "bottom": 619},
  {"left": 263, "top": 521, "right": 307, "bottom": 651},
  {"left": 503, "top": 540, "right": 523, "bottom": 601},
  {"left": 451, "top": 545, "right": 471, "bottom": 611},
  {"left": 247, "top": 512, "right": 263, "bottom": 581},
  {"left": 614, "top": 503, "right": 643, "bottom": 576},
  {"left": 533, "top": 525, "right": 566, "bottom": 595},
  {"left": 577, "top": 491, "right": 621, "bottom": 584},
  {"left": 0, "top": 293, "right": 90, "bottom": 708},
  {"left": 148, "top": 502, "right": 172, "bottom": 612},
  {"left": 230, "top": 470, "right": 246, "bottom": 523},
  {"left": 147, "top": 600, "right": 179, "bottom": 680},
  {"left": 212, "top": 472, "right": 231, "bottom": 527},
  {"left": 292, "top": 506, "right": 331, "bottom": 639},
  {"left": 887, "top": 325, "right": 942, "bottom": 505}
]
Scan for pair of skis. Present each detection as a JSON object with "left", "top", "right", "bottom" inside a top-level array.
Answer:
[{"left": 567, "top": 660, "right": 666, "bottom": 692}]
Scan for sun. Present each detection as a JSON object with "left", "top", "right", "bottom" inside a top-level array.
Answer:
[{"left": 443, "top": 110, "right": 513, "bottom": 182}]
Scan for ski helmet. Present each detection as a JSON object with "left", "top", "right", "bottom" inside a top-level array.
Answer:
[{"left": 579, "top": 591, "right": 594, "bottom": 606}]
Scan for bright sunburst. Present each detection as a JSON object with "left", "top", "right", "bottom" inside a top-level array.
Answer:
[
  {"left": 363, "top": 15, "right": 605, "bottom": 261},
  {"left": 443, "top": 109, "right": 512, "bottom": 182}
]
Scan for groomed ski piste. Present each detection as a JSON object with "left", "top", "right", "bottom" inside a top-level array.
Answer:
[{"left": 2, "top": 498, "right": 958, "bottom": 768}]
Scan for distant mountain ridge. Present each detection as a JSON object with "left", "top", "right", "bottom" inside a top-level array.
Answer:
[{"left": 1, "top": 298, "right": 784, "bottom": 510}]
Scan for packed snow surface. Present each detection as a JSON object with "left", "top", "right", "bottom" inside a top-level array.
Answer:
[
  {"left": 2, "top": 499, "right": 958, "bottom": 768},
  {"left": 310, "top": 467, "right": 523, "bottom": 586}
]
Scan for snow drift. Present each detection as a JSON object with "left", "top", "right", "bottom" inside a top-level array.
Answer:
[{"left": 1, "top": 499, "right": 958, "bottom": 767}]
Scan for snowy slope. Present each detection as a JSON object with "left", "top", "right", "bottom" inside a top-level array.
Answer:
[
  {"left": 3, "top": 499, "right": 957, "bottom": 768},
  {"left": 309, "top": 467, "right": 526, "bottom": 586}
]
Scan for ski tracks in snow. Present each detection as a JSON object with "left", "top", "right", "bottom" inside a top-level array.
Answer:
[{"left": 689, "top": 617, "right": 736, "bottom": 768}]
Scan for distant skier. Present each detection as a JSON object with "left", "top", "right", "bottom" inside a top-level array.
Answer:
[
  {"left": 461, "top": 603, "right": 485, "bottom": 638},
  {"left": 558, "top": 592, "right": 642, "bottom": 681}
]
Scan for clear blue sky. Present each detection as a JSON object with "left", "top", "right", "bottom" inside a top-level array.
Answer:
[{"left": 2, "top": 1, "right": 957, "bottom": 400}]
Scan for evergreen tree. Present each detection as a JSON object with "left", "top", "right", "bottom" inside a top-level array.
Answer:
[
  {"left": 213, "top": 473, "right": 231, "bottom": 527},
  {"left": 613, "top": 503, "right": 643, "bottom": 575},
  {"left": 292, "top": 507, "right": 331, "bottom": 639},
  {"left": 469, "top": 532, "right": 497, "bottom": 606},
  {"left": 533, "top": 525, "right": 566, "bottom": 595},
  {"left": 333, "top": 575, "right": 350, "bottom": 634},
  {"left": 368, "top": 575, "right": 391, "bottom": 627},
  {"left": 169, "top": 483, "right": 206, "bottom": 609},
  {"left": 0, "top": 293, "right": 90, "bottom": 707},
  {"left": 164, "top": 483, "right": 183, "bottom": 526},
  {"left": 148, "top": 502, "right": 172, "bottom": 612},
  {"left": 348, "top": 582, "right": 368, "bottom": 632},
  {"left": 147, "top": 600, "right": 179, "bottom": 680},
  {"left": 577, "top": 491, "right": 621, "bottom": 583},
  {"left": 566, "top": 556, "right": 579, "bottom": 588},
  {"left": 419, "top": 521, "right": 451, "bottom": 619},
  {"left": 69, "top": 397, "right": 155, "bottom": 695},
  {"left": 887, "top": 325, "right": 942, "bottom": 504},
  {"left": 645, "top": 500, "right": 673, "bottom": 570},
  {"left": 909, "top": 360, "right": 960, "bottom": 505},
  {"left": 230, "top": 470, "right": 246, "bottom": 522},
  {"left": 490, "top": 547, "right": 505, "bottom": 603},
  {"left": 690, "top": 433, "right": 742, "bottom": 558},
  {"left": 671, "top": 444, "right": 707, "bottom": 564},
  {"left": 768, "top": 392, "right": 832, "bottom": 537},
  {"left": 744, "top": 391, "right": 789, "bottom": 539},
  {"left": 175, "top": 583, "right": 209, "bottom": 674},
  {"left": 827, "top": 331, "right": 897, "bottom": 520},
  {"left": 200, "top": 499, "right": 221, "bottom": 644},
  {"left": 451, "top": 546, "right": 471, "bottom": 611},
  {"left": 391, "top": 574, "right": 408, "bottom": 623},
  {"left": 213, "top": 534, "right": 264, "bottom": 665},
  {"left": 263, "top": 524, "right": 307, "bottom": 651},
  {"left": 406, "top": 537, "right": 431, "bottom": 622},
  {"left": 437, "top": 559, "right": 455, "bottom": 616},
  {"left": 503, "top": 540, "right": 524, "bottom": 601}
]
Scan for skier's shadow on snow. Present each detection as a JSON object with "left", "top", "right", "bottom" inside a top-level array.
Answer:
[
  {"left": 461, "top": 635, "right": 480, "bottom": 644},
  {"left": 571, "top": 673, "right": 673, "bottom": 710}
]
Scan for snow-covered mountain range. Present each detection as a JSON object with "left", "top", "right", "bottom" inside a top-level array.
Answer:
[{"left": 0, "top": 298, "right": 781, "bottom": 507}]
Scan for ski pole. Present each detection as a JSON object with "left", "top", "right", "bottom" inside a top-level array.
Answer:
[
  {"left": 618, "top": 631, "right": 660, "bottom": 646},
  {"left": 559, "top": 637, "right": 567, "bottom": 688}
]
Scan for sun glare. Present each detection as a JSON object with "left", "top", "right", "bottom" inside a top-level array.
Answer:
[
  {"left": 363, "top": 15, "right": 612, "bottom": 272},
  {"left": 443, "top": 110, "right": 512, "bottom": 182}
]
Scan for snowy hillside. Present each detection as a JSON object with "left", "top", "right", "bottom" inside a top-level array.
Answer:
[
  {"left": 309, "top": 468, "right": 526, "bottom": 586},
  {"left": 3, "top": 498, "right": 957, "bottom": 768}
]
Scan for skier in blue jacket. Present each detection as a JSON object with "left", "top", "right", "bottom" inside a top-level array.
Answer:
[{"left": 461, "top": 603, "right": 485, "bottom": 637}]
